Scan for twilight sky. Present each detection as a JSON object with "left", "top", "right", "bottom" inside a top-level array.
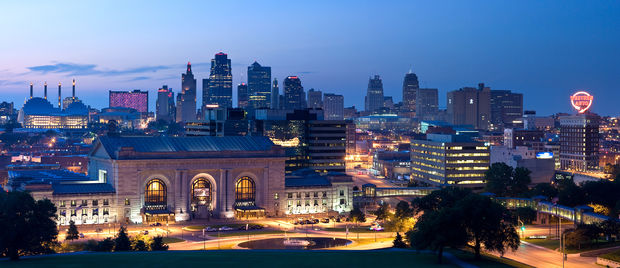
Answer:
[{"left": 1, "top": 0, "right": 619, "bottom": 116}]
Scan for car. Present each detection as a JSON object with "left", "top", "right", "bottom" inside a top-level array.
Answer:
[
  {"left": 312, "top": 219, "right": 319, "bottom": 224},
  {"left": 143, "top": 230, "right": 149, "bottom": 235},
  {"left": 150, "top": 222, "right": 162, "bottom": 226},
  {"left": 95, "top": 228, "right": 103, "bottom": 233},
  {"left": 321, "top": 218, "right": 330, "bottom": 223},
  {"left": 250, "top": 224, "right": 263, "bottom": 230},
  {"left": 79, "top": 233, "right": 85, "bottom": 238},
  {"left": 204, "top": 227, "right": 217, "bottom": 232},
  {"left": 219, "top": 226, "right": 234, "bottom": 231},
  {"left": 335, "top": 217, "right": 341, "bottom": 223}
]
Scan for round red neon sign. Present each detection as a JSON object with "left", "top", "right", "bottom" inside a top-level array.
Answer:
[{"left": 570, "top": 91, "right": 593, "bottom": 113}]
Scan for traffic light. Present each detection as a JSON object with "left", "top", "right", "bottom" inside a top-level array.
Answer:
[{"left": 521, "top": 226, "right": 526, "bottom": 232}]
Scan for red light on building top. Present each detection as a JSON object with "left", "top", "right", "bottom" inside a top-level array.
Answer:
[
  {"left": 289, "top": 76, "right": 298, "bottom": 79},
  {"left": 570, "top": 91, "right": 593, "bottom": 113}
]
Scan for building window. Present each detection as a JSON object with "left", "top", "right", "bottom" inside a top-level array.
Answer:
[
  {"left": 98, "top": 169, "right": 107, "bottom": 182},
  {"left": 322, "top": 191, "right": 327, "bottom": 197},
  {"left": 314, "top": 192, "right": 318, "bottom": 198},
  {"left": 339, "top": 190, "right": 344, "bottom": 196},
  {"left": 92, "top": 200, "right": 98, "bottom": 206},
  {"left": 287, "top": 193, "right": 293, "bottom": 199},
  {"left": 103, "top": 208, "right": 109, "bottom": 215},
  {"left": 305, "top": 192, "right": 310, "bottom": 198},
  {"left": 322, "top": 199, "right": 327, "bottom": 205},
  {"left": 82, "top": 209, "right": 88, "bottom": 216},
  {"left": 81, "top": 200, "right": 88, "bottom": 207},
  {"left": 340, "top": 199, "right": 345, "bottom": 205},
  {"left": 92, "top": 208, "right": 98, "bottom": 216},
  {"left": 71, "top": 200, "right": 76, "bottom": 207},
  {"left": 274, "top": 193, "right": 279, "bottom": 200},
  {"left": 124, "top": 198, "right": 130, "bottom": 206},
  {"left": 103, "top": 199, "right": 109, "bottom": 206},
  {"left": 296, "top": 192, "right": 301, "bottom": 198},
  {"left": 145, "top": 179, "right": 167, "bottom": 207},
  {"left": 191, "top": 178, "right": 212, "bottom": 206},
  {"left": 305, "top": 200, "right": 310, "bottom": 206},
  {"left": 287, "top": 200, "right": 293, "bottom": 207},
  {"left": 60, "top": 210, "right": 66, "bottom": 217},
  {"left": 60, "top": 200, "right": 66, "bottom": 207},
  {"left": 71, "top": 210, "right": 77, "bottom": 216},
  {"left": 235, "top": 177, "right": 256, "bottom": 202},
  {"left": 314, "top": 200, "right": 318, "bottom": 206},
  {"left": 296, "top": 200, "right": 301, "bottom": 207}
]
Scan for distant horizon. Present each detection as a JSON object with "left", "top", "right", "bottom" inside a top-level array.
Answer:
[{"left": 1, "top": 1, "right": 618, "bottom": 116}]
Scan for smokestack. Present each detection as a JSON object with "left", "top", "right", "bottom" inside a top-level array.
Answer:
[
  {"left": 72, "top": 79, "right": 76, "bottom": 100},
  {"left": 29, "top": 82, "right": 33, "bottom": 99},
  {"left": 44, "top": 82, "right": 48, "bottom": 99},
  {"left": 58, "top": 82, "right": 62, "bottom": 108}
]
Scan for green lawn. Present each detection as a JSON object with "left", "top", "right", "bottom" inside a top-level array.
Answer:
[
  {"left": 524, "top": 238, "right": 620, "bottom": 253},
  {"left": 447, "top": 248, "right": 533, "bottom": 268},
  {"left": 161, "top": 237, "right": 185, "bottom": 244},
  {"left": 2, "top": 251, "right": 464, "bottom": 268},
  {"left": 600, "top": 249, "right": 620, "bottom": 262}
]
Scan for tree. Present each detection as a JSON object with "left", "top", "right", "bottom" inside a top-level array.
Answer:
[
  {"left": 114, "top": 226, "right": 131, "bottom": 251},
  {"left": 373, "top": 203, "right": 390, "bottom": 221},
  {"left": 394, "top": 201, "right": 412, "bottom": 220},
  {"left": 349, "top": 207, "right": 366, "bottom": 225},
  {"left": 392, "top": 232, "right": 407, "bottom": 248},
  {"left": 411, "top": 187, "right": 471, "bottom": 214},
  {"left": 484, "top": 163, "right": 531, "bottom": 197},
  {"left": 96, "top": 237, "right": 115, "bottom": 252},
  {"left": 598, "top": 219, "right": 619, "bottom": 241},
  {"left": 407, "top": 207, "right": 468, "bottom": 264},
  {"left": 151, "top": 236, "right": 169, "bottom": 251},
  {"left": 529, "top": 183, "right": 558, "bottom": 199},
  {"left": 133, "top": 240, "right": 148, "bottom": 251},
  {"left": 131, "top": 234, "right": 152, "bottom": 251},
  {"left": 556, "top": 178, "right": 585, "bottom": 207},
  {"left": 0, "top": 191, "right": 58, "bottom": 260},
  {"left": 66, "top": 220, "right": 80, "bottom": 241},
  {"left": 514, "top": 207, "right": 537, "bottom": 224},
  {"left": 456, "top": 194, "right": 520, "bottom": 260}
]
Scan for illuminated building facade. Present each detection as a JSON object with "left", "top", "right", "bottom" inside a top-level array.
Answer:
[
  {"left": 365, "top": 75, "right": 384, "bottom": 113},
  {"left": 490, "top": 90, "right": 523, "bottom": 130},
  {"left": 156, "top": 85, "right": 175, "bottom": 122},
  {"left": 247, "top": 61, "right": 271, "bottom": 109},
  {"left": 447, "top": 83, "right": 491, "bottom": 130},
  {"left": 410, "top": 133, "right": 490, "bottom": 188},
  {"left": 237, "top": 83, "right": 249, "bottom": 108},
  {"left": 402, "top": 71, "right": 419, "bottom": 113},
  {"left": 283, "top": 76, "right": 306, "bottom": 110},
  {"left": 284, "top": 170, "right": 353, "bottom": 215},
  {"left": 109, "top": 90, "right": 149, "bottom": 113},
  {"left": 416, "top": 88, "right": 438, "bottom": 120},
  {"left": 559, "top": 113, "right": 600, "bottom": 172},
  {"left": 323, "top": 93, "right": 344, "bottom": 120},
  {"left": 177, "top": 62, "right": 197, "bottom": 122},
  {"left": 19, "top": 97, "right": 88, "bottom": 129},
  {"left": 205, "top": 52, "right": 233, "bottom": 109}
]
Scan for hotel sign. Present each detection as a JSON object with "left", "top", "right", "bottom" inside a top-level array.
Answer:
[{"left": 570, "top": 91, "right": 593, "bottom": 113}]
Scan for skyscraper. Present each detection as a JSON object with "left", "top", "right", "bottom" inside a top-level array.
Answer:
[
  {"left": 447, "top": 83, "right": 491, "bottom": 130},
  {"left": 365, "top": 75, "right": 384, "bottom": 113},
  {"left": 490, "top": 90, "right": 523, "bottom": 130},
  {"left": 323, "top": 93, "right": 344, "bottom": 120},
  {"left": 270, "top": 78, "right": 279, "bottom": 109},
  {"left": 237, "top": 83, "right": 249, "bottom": 108},
  {"left": 177, "top": 62, "right": 197, "bottom": 122},
  {"left": 156, "top": 85, "right": 175, "bottom": 122},
  {"left": 402, "top": 71, "right": 419, "bottom": 112},
  {"left": 416, "top": 88, "right": 439, "bottom": 120},
  {"left": 560, "top": 113, "right": 600, "bottom": 172},
  {"left": 205, "top": 52, "right": 233, "bottom": 108},
  {"left": 109, "top": 90, "right": 149, "bottom": 113},
  {"left": 283, "top": 76, "right": 306, "bottom": 110},
  {"left": 307, "top": 88, "right": 323, "bottom": 109},
  {"left": 247, "top": 62, "right": 271, "bottom": 109}
]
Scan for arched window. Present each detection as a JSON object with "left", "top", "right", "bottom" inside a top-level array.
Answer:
[
  {"left": 235, "top": 177, "right": 256, "bottom": 202},
  {"left": 191, "top": 178, "right": 212, "bottom": 205},
  {"left": 145, "top": 179, "right": 167, "bottom": 206}
]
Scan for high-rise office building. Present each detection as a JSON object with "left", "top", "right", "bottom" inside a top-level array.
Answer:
[
  {"left": 402, "top": 71, "right": 419, "bottom": 112},
  {"left": 283, "top": 76, "right": 306, "bottom": 110},
  {"left": 447, "top": 83, "right": 491, "bottom": 130},
  {"left": 247, "top": 62, "right": 271, "bottom": 109},
  {"left": 307, "top": 88, "right": 323, "bottom": 109},
  {"left": 156, "top": 85, "right": 175, "bottom": 122},
  {"left": 271, "top": 78, "right": 279, "bottom": 109},
  {"left": 410, "top": 133, "right": 490, "bottom": 189},
  {"left": 176, "top": 62, "right": 197, "bottom": 122},
  {"left": 323, "top": 93, "right": 344, "bottom": 120},
  {"left": 560, "top": 113, "right": 600, "bottom": 172},
  {"left": 109, "top": 90, "right": 149, "bottom": 113},
  {"left": 237, "top": 83, "right": 249, "bottom": 108},
  {"left": 490, "top": 90, "right": 523, "bottom": 130},
  {"left": 365, "top": 75, "right": 384, "bottom": 113},
  {"left": 204, "top": 52, "right": 233, "bottom": 109},
  {"left": 416, "top": 88, "right": 438, "bottom": 120}
]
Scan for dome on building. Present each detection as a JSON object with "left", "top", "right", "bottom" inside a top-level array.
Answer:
[
  {"left": 65, "top": 101, "right": 89, "bottom": 115},
  {"left": 22, "top": 97, "right": 56, "bottom": 115}
]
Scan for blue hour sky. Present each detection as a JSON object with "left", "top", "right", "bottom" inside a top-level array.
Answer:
[{"left": 0, "top": 0, "right": 618, "bottom": 116}]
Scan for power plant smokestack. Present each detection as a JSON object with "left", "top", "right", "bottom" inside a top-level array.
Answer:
[
  {"left": 72, "top": 79, "right": 76, "bottom": 100},
  {"left": 58, "top": 82, "right": 62, "bottom": 108},
  {"left": 29, "top": 82, "right": 33, "bottom": 99},
  {"left": 44, "top": 82, "right": 48, "bottom": 99}
]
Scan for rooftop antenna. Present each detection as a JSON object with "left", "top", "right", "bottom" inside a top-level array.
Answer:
[
  {"left": 58, "top": 82, "right": 62, "bottom": 108},
  {"left": 44, "top": 82, "right": 48, "bottom": 99},
  {"left": 29, "top": 82, "right": 33, "bottom": 99},
  {"left": 72, "top": 79, "right": 76, "bottom": 100}
]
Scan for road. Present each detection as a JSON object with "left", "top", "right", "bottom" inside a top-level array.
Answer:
[
  {"left": 492, "top": 241, "right": 597, "bottom": 268},
  {"left": 348, "top": 171, "right": 396, "bottom": 188}
]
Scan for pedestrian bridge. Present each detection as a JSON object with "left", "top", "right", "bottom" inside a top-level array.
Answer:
[{"left": 354, "top": 184, "right": 611, "bottom": 225}]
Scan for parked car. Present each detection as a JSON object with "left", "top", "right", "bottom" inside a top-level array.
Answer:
[
  {"left": 143, "top": 230, "right": 149, "bottom": 235},
  {"left": 219, "top": 226, "right": 234, "bottom": 231},
  {"left": 79, "top": 233, "right": 85, "bottom": 238},
  {"left": 150, "top": 222, "right": 162, "bottom": 226},
  {"left": 321, "top": 218, "right": 330, "bottom": 223},
  {"left": 204, "top": 227, "right": 217, "bottom": 232}
]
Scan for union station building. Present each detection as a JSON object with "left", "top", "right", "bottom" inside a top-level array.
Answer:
[{"left": 24, "top": 135, "right": 353, "bottom": 225}]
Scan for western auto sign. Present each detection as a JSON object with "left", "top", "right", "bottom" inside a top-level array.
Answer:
[{"left": 570, "top": 91, "right": 593, "bottom": 113}]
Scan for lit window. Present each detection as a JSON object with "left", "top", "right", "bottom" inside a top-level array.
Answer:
[
  {"left": 235, "top": 177, "right": 256, "bottom": 202},
  {"left": 145, "top": 179, "right": 167, "bottom": 206}
]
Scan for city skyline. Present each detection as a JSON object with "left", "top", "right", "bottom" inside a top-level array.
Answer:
[{"left": 1, "top": 1, "right": 619, "bottom": 116}]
